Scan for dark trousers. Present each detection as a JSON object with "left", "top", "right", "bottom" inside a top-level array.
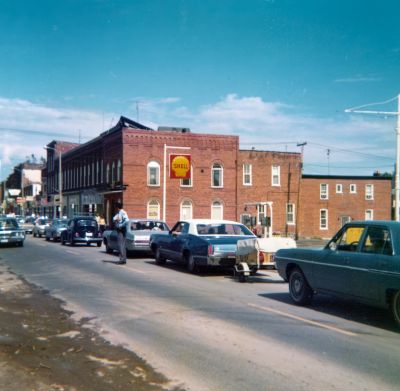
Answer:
[{"left": 117, "top": 232, "right": 127, "bottom": 262}]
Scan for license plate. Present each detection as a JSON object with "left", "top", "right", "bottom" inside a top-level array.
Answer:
[
  {"left": 1, "top": 239, "right": 8, "bottom": 243},
  {"left": 86, "top": 232, "right": 93, "bottom": 237}
]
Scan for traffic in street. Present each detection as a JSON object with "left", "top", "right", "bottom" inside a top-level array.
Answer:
[{"left": 1, "top": 234, "right": 399, "bottom": 391}]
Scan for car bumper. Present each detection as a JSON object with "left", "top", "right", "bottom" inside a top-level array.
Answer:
[
  {"left": 73, "top": 237, "right": 103, "bottom": 244},
  {"left": 0, "top": 237, "right": 25, "bottom": 244}
]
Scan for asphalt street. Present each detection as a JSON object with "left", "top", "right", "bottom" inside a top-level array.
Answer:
[{"left": 1, "top": 235, "right": 399, "bottom": 391}]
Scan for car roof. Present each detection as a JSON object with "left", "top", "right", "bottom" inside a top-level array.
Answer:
[{"left": 182, "top": 219, "right": 243, "bottom": 225}]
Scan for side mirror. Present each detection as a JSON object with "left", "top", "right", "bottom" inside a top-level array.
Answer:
[{"left": 329, "top": 242, "right": 337, "bottom": 251}]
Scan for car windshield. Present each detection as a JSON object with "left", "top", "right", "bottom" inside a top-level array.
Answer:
[
  {"left": 130, "top": 221, "right": 168, "bottom": 231},
  {"left": 77, "top": 219, "right": 96, "bottom": 227},
  {"left": 196, "top": 223, "right": 253, "bottom": 236},
  {"left": 0, "top": 219, "right": 19, "bottom": 230}
]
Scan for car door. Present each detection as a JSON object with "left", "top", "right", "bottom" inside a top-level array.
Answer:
[
  {"left": 312, "top": 225, "right": 365, "bottom": 296},
  {"left": 349, "top": 225, "right": 393, "bottom": 302},
  {"left": 169, "top": 222, "right": 190, "bottom": 262}
]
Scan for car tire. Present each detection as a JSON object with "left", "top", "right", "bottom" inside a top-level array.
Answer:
[
  {"left": 155, "top": 246, "right": 166, "bottom": 265},
  {"left": 186, "top": 253, "right": 198, "bottom": 274},
  {"left": 33, "top": 232, "right": 37, "bottom": 237},
  {"left": 391, "top": 290, "right": 400, "bottom": 327},
  {"left": 105, "top": 241, "right": 113, "bottom": 254},
  {"left": 39, "top": 234, "right": 42, "bottom": 238},
  {"left": 289, "top": 267, "right": 313, "bottom": 305},
  {"left": 46, "top": 236, "right": 50, "bottom": 241},
  {"left": 86, "top": 242, "right": 91, "bottom": 246},
  {"left": 97, "top": 242, "right": 101, "bottom": 247}
]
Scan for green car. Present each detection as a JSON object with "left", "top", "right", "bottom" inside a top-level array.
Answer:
[{"left": 275, "top": 221, "right": 400, "bottom": 327}]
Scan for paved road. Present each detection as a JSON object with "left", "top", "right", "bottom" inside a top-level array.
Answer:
[{"left": 1, "top": 236, "right": 399, "bottom": 391}]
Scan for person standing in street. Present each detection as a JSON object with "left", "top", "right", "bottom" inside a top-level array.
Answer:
[{"left": 113, "top": 202, "right": 129, "bottom": 264}]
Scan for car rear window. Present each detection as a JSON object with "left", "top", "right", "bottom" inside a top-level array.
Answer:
[
  {"left": 77, "top": 219, "right": 96, "bottom": 227},
  {"left": 196, "top": 223, "right": 253, "bottom": 236}
]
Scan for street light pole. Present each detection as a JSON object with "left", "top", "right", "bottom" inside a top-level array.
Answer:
[
  {"left": 163, "top": 144, "right": 191, "bottom": 222},
  {"left": 345, "top": 94, "right": 400, "bottom": 221}
]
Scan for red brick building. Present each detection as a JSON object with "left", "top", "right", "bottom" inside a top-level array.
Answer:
[
  {"left": 299, "top": 174, "right": 393, "bottom": 238},
  {"left": 43, "top": 116, "right": 393, "bottom": 238}
]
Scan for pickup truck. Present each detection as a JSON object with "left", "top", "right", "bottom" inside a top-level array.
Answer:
[
  {"left": 103, "top": 218, "right": 170, "bottom": 255},
  {"left": 150, "top": 219, "right": 256, "bottom": 273}
]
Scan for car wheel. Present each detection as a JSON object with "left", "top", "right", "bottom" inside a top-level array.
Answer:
[
  {"left": 391, "top": 290, "right": 400, "bottom": 327},
  {"left": 105, "top": 241, "right": 113, "bottom": 254},
  {"left": 155, "top": 246, "right": 166, "bottom": 265},
  {"left": 18, "top": 241, "right": 24, "bottom": 247},
  {"left": 289, "top": 267, "right": 313, "bottom": 305},
  {"left": 186, "top": 253, "right": 198, "bottom": 274},
  {"left": 97, "top": 242, "right": 101, "bottom": 247},
  {"left": 33, "top": 232, "right": 37, "bottom": 237},
  {"left": 39, "top": 233, "right": 42, "bottom": 238},
  {"left": 45, "top": 236, "right": 50, "bottom": 241},
  {"left": 86, "top": 242, "right": 91, "bottom": 246}
]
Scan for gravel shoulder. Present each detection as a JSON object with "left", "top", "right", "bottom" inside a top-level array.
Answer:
[{"left": 0, "top": 262, "right": 184, "bottom": 391}]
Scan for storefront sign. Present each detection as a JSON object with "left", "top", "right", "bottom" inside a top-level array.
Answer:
[{"left": 169, "top": 154, "right": 191, "bottom": 179}]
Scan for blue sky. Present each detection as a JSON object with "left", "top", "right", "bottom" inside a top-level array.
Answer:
[{"left": 1, "top": 0, "right": 400, "bottom": 180}]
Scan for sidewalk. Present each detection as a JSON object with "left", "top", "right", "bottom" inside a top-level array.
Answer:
[{"left": 0, "top": 262, "right": 184, "bottom": 391}]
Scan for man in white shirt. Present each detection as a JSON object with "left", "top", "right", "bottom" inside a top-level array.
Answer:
[{"left": 113, "top": 202, "right": 129, "bottom": 264}]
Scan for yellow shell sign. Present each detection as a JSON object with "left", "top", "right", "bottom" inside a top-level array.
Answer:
[{"left": 169, "top": 154, "right": 191, "bottom": 179}]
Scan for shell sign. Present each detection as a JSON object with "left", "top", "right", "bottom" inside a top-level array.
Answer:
[{"left": 169, "top": 154, "right": 191, "bottom": 179}]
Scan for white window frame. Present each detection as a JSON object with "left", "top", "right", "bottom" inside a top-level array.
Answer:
[
  {"left": 365, "top": 209, "right": 374, "bottom": 221},
  {"left": 320, "top": 209, "right": 328, "bottom": 230},
  {"left": 147, "top": 161, "right": 160, "bottom": 186},
  {"left": 320, "top": 183, "right": 329, "bottom": 200},
  {"left": 272, "top": 165, "right": 280, "bottom": 186},
  {"left": 350, "top": 184, "right": 357, "bottom": 194},
  {"left": 117, "top": 159, "right": 121, "bottom": 182},
  {"left": 180, "top": 165, "right": 193, "bottom": 187},
  {"left": 243, "top": 163, "right": 252, "bottom": 186},
  {"left": 286, "top": 203, "right": 295, "bottom": 225},
  {"left": 211, "top": 163, "right": 223, "bottom": 188},
  {"left": 336, "top": 184, "right": 343, "bottom": 193},
  {"left": 211, "top": 201, "right": 224, "bottom": 220},
  {"left": 365, "top": 184, "right": 374, "bottom": 200},
  {"left": 180, "top": 200, "right": 193, "bottom": 220},
  {"left": 147, "top": 199, "right": 160, "bottom": 219}
]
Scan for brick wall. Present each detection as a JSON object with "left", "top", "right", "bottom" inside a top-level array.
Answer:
[{"left": 237, "top": 150, "right": 302, "bottom": 236}]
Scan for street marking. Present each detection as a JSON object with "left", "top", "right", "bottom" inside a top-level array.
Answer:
[
  {"left": 248, "top": 303, "right": 357, "bottom": 337},
  {"left": 127, "top": 267, "right": 147, "bottom": 274}
]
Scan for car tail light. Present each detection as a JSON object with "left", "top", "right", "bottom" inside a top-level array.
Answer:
[
  {"left": 208, "top": 244, "right": 214, "bottom": 255},
  {"left": 258, "top": 251, "right": 264, "bottom": 264}
]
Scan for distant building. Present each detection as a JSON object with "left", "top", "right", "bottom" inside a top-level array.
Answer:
[{"left": 299, "top": 174, "right": 393, "bottom": 238}]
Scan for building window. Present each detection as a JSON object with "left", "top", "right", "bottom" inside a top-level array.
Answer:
[
  {"left": 117, "top": 159, "right": 121, "bottom": 182},
  {"left": 320, "top": 183, "right": 329, "bottom": 200},
  {"left": 336, "top": 184, "right": 343, "bottom": 193},
  {"left": 272, "top": 165, "right": 280, "bottom": 186},
  {"left": 211, "top": 163, "right": 223, "bottom": 188},
  {"left": 286, "top": 203, "right": 295, "bottom": 225},
  {"left": 180, "top": 200, "right": 193, "bottom": 220},
  {"left": 180, "top": 165, "right": 193, "bottom": 187},
  {"left": 147, "top": 199, "right": 160, "bottom": 219},
  {"left": 106, "top": 163, "right": 110, "bottom": 183},
  {"left": 147, "top": 161, "right": 160, "bottom": 186},
  {"left": 243, "top": 163, "right": 252, "bottom": 186},
  {"left": 111, "top": 162, "right": 115, "bottom": 183},
  {"left": 320, "top": 209, "right": 328, "bottom": 230},
  {"left": 211, "top": 201, "right": 223, "bottom": 220},
  {"left": 350, "top": 184, "right": 357, "bottom": 193},
  {"left": 365, "top": 184, "right": 374, "bottom": 200},
  {"left": 365, "top": 209, "right": 374, "bottom": 220}
]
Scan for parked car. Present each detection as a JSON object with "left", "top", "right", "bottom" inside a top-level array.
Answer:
[
  {"left": 0, "top": 216, "right": 25, "bottom": 247},
  {"left": 45, "top": 219, "right": 68, "bottom": 241},
  {"left": 150, "top": 219, "right": 256, "bottom": 273},
  {"left": 33, "top": 218, "right": 51, "bottom": 237},
  {"left": 103, "top": 218, "right": 170, "bottom": 255},
  {"left": 61, "top": 216, "right": 102, "bottom": 246},
  {"left": 21, "top": 216, "right": 35, "bottom": 234},
  {"left": 275, "top": 221, "right": 400, "bottom": 327}
]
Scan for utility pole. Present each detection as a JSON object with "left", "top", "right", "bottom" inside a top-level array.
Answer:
[
  {"left": 345, "top": 94, "right": 400, "bottom": 221},
  {"left": 295, "top": 142, "right": 307, "bottom": 240}
]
